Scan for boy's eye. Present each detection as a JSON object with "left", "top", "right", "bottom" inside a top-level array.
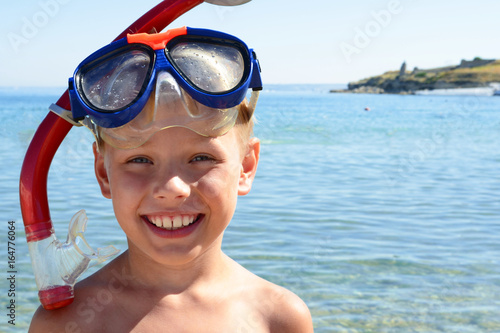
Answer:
[
  {"left": 129, "top": 157, "right": 152, "bottom": 164},
  {"left": 191, "top": 155, "right": 215, "bottom": 163}
]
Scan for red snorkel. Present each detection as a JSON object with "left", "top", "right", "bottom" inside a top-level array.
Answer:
[{"left": 19, "top": 0, "right": 257, "bottom": 310}]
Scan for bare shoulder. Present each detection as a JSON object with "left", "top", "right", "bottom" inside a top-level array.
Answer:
[
  {"left": 29, "top": 255, "right": 126, "bottom": 333},
  {"left": 258, "top": 280, "right": 314, "bottom": 333},
  {"left": 29, "top": 302, "right": 82, "bottom": 333},
  {"left": 29, "top": 278, "right": 110, "bottom": 333},
  {"left": 230, "top": 260, "right": 314, "bottom": 333}
]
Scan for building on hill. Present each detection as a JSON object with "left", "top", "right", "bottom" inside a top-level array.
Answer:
[
  {"left": 409, "top": 58, "right": 496, "bottom": 76},
  {"left": 398, "top": 61, "right": 407, "bottom": 78},
  {"left": 458, "top": 58, "right": 495, "bottom": 69}
]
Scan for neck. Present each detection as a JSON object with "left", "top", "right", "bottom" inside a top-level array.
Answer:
[{"left": 119, "top": 237, "right": 231, "bottom": 296}]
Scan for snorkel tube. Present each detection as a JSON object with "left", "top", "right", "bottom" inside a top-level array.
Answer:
[{"left": 20, "top": 0, "right": 251, "bottom": 310}]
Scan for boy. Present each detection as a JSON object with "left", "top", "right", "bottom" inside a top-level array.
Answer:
[{"left": 29, "top": 27, "right": 313, "bottom": 332}]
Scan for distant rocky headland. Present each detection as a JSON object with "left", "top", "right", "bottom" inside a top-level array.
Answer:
[{"left": 332, "top": 58, "right": 500, "bottom": 94}]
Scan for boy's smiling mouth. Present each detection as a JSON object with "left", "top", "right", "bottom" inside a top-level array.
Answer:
[{"left": 143, "top": 214, "right": 202, "bottom": 231}]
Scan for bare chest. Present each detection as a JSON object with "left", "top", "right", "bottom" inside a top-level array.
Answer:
[{"left": 91, "top": 298, "right": 270, "bottom": 333}]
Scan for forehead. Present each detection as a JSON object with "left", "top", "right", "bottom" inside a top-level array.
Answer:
[{"left": 104, "top": 125, "right": 242, "bottom": 154}]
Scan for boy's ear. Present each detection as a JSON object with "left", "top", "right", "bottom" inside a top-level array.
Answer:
[
  {"left": 93, "top": 142, "right": 111, "bottom": 199},
  {"left": 238, "top": 138, "right": 260, "bottom": 196}
]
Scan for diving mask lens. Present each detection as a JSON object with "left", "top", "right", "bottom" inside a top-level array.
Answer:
[
  {"left": 168, "top": 39, "right": 246, "bottom": 93},
  {"left": 77, "top": 46, "right": 153, "bottom": 112}
]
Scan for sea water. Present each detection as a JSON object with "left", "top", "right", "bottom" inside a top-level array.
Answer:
[{"left": 1, "top": 85, "right": 500, "bottom": 332}]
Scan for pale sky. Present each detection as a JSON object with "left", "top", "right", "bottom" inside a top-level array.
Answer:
[{"left": 1, "top": 0, "right": 500, "bottom": 87}]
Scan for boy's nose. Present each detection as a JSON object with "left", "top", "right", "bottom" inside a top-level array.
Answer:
[{"left": 153, "top": 174, "right": 191, "bottom": 201}]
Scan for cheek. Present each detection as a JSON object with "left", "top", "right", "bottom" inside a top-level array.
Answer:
[
  {"left": 197, "top": 166, "right": 240, "bottom": 201},
  {"left": 107, "top": 169, "right": 148, "bottom": 208}
]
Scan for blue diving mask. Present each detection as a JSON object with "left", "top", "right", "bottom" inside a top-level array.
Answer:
[{"left": 68, "top": 26, "right": 262, "bottom": 149}]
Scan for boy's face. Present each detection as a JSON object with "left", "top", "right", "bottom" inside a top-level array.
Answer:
[{"left": 94, "top": 126, "right": 259, "bottom": 266}]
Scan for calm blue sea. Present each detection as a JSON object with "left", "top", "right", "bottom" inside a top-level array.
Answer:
[{"left": 1, "top": 85, "right": 500, "bottom": 332}]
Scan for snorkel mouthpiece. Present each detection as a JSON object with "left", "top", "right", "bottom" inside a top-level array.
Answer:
[{"left": 29, "top": 211, "right": 118, "bottom": 309}]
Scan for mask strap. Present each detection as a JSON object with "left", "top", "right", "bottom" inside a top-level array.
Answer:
[{"left": 247, "top": 90, "right": 260, "bottom": 119}]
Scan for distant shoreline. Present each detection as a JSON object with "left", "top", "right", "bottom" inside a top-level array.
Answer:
[
  {"left": 331, "top": 85, "right": 500, "bottom": 96},
  {"left": 332, "top": 58, "right": 500, "bottom": 95}
]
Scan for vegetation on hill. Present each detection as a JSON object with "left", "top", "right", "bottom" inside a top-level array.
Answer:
[{"left": 336, "top": 59, "right": 500, "bottom": 94}]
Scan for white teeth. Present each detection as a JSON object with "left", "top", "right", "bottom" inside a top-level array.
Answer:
[
  {"left": 162, "top": 216, "right": 171, "bottom": 229},
  {"left": 152, "top": 216, "right": 162, "bottom": 228},
  {"left": 148, "top": 215, "right": 197, "bottom": 230},
  {"left": 173, "top": 216, "right": 183, "bottom": 228},
  {"left": 182, "top": 215, "right": 192, "bottom": 226}
]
